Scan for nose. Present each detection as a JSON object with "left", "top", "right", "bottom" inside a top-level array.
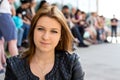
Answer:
[{"left": 42, "top": 31, "right": 50, "bottom": 40}]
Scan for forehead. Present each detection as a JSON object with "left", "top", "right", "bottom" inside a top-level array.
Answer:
[{"left": 36, "top": 16, "right": 61, "bottom": 29}]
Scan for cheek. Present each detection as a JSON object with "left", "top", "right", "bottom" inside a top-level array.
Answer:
[
  {"left": 33, "top": 32, "right": 41, "bottom": 47},
  {"left": 54, "top": 35, "right": 61, "bottom": 44},
  {"left": 34, "top": 31, "right": 39, "bottom": 41}
]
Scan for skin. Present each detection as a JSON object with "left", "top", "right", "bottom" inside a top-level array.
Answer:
[
  {"left": 34, "top": 16, "right": 61, "bottom": 53},
  {"left": 0, "top": 38, "right": 5, "bottom": 70},
  {"left": 30, "top": 16, "right": 61, "bottom": 79}
]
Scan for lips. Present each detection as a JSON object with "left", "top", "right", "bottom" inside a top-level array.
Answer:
[{"left": 40, "top": 42, "right": 50, "bottom": 45}]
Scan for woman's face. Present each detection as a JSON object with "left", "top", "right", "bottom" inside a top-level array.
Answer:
[{"left": 34, "top": 16, "right": 61, "bottom": 53}]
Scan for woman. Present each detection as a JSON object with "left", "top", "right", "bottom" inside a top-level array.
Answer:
[{"left": 5, "top": 5, "right": 84, "bottom": 80}]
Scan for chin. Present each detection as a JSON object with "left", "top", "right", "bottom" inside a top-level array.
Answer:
[{"left": 39, "top": 48, "right": 53, "bottom": 52}]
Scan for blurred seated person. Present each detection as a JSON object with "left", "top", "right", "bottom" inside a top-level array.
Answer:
[
  {"left": 37, "top": 0, "right": 49, "bottom": 11},
  {"left": 62, "top": 5, "right": 88, "bottom": 47},
  {"left": 16, "top": 0, "right": 32, "bottom": 48}
]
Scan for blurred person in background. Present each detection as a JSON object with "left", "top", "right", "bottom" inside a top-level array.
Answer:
[
  {"left": 71, "top": 8, "right": 89, "bottom": 47},
  {"left": 95, "top": 16, "right": 108, "bottom": 43},
  {"left": 0, "top": 0, "right": 18, "bottom": 73},
  {"left": 0, "top": 0, "right": 18, "bottom": 56},
  {"left": 62, "top": 5, "right": 71, "bottom": 28},
  {"left": 86, "top": 12, "right": 98, "bottom": 44},
  {"left": 9, "top": 0, "right": 25, "bottom": 52},
  {"left": 16, "top": 0, "right": 32, "bottom": 48},
  {"left": 37, "top": 0, "right": 49, "bottom": 11},
  {"left": 110, "top": 15, "right": 118, "bottom": 38},
  {"left": 29, "top": 0, "right": 37, "bottom": 16}
]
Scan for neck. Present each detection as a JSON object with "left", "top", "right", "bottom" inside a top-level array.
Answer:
[
  {"left": 30, "top": 50, "right": 55, "bottom": 79},
  {"left": 33, "top": 50, "right": 55, "bottom": 63}
]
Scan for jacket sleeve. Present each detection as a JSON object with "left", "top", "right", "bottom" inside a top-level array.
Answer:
[
  {"left": 4, "top": 58, "right": 17, "bottom": 80},
  {"left": 71, "top": 54, "right": 85, "bottom": 80}
]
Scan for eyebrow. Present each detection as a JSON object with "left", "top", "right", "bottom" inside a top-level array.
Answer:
[{"left": 36, "top": 25, "right": 44, "bottom": 28}]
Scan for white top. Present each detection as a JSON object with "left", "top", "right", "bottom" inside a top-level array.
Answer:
[{"left": 0, "top": 0, "right": 11, "bottom": 14}]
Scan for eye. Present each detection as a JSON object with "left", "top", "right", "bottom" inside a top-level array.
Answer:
[
  {"left": 37, "top": 27, "right": 44, "bottom": 31},
  {"left": 51, "top": 30, "right": 58, "bottom": 33}
]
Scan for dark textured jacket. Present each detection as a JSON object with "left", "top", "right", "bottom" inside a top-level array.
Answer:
[{"left": 5, "top": 50, "right": 84, "bottom": 80}]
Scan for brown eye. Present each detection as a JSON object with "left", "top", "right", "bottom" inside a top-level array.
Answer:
[
  {"left": 37, "top": 28, "right": 44, "bottom": 31},
  {"left": 51, "top": 30, "right": 58, "bottom": 33}
]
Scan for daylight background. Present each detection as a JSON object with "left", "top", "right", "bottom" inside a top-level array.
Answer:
[{"left": 41, "top": 0, "right": 120, "bottom": 20}]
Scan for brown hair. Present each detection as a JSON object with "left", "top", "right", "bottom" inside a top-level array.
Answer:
[{"left": 22, "top": 5, "right": 74, "bottom": 61}]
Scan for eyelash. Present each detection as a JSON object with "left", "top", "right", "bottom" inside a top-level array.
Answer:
[
  {"left": 37, "top": 28, "right": 58, "bottom": 33},
  {"left": 51, "top": 31, "right": 58, "bottom": 33},
  {"left": 37, "top": 28, "right": 44, "bottom": 30}
]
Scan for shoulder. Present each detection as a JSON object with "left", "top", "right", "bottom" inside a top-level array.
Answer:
[
  {"left": 6, "top": 55, "right": 26, "bottom": 71},
  {"left": 56, "top": 50, "right": 79, "bottom": 60},
  {"left": 7, "top": 55, "right": 24, "bottom": 64},
  {"left": 56, "top": 50, "right": 80, "bottom": 67},
  {"left": 6, "top": 55, "right": 31, "bottom": 79},
  {"left": 55, "top": 50, "right": 84, "bottom": 79},
  {"left": 6, "top": 55, "right": 28, "bottom": 77}
]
